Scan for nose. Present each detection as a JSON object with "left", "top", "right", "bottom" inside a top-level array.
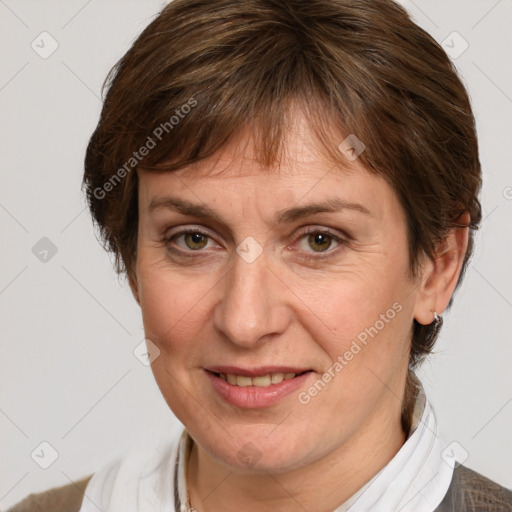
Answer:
[{"left": 212, "top": 248, "right": 291, "bottom": 349}]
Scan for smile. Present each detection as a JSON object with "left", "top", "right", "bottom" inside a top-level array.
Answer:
[
  {"left": 216, "top": 371, "right": 306, "bottom": 387},
  {"left": 204, "top": 367, "right": 314, "bottom": 408}
]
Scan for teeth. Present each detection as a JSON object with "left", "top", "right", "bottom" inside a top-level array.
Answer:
[
  {"left": 219, "top": 372, "right": 299, "bottom": 387},
  {"left": 252, "top": 375, "right": 272, "bottom": 387},
  {"left": 236, "top": 375, "right": 253, "bottom": 387},
  {"left": 271, "top": 372, "right": 284, "bottom": 384}
]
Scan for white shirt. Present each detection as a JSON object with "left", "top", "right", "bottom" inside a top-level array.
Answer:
[{"left": 79, "top": 376, "right": 456, "bottom": 512}]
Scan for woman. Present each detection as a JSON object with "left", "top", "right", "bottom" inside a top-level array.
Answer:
[{"left": 10, "top": 0, "right": 511, "bottom": 511}]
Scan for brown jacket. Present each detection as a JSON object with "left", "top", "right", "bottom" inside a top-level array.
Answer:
[{"left": 7, "top": 464, "right": 512, "bottom": 511}]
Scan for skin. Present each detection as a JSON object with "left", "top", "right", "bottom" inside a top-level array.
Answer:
[{"left": 129, "top": 112, "right": 469, "bottom": 512}]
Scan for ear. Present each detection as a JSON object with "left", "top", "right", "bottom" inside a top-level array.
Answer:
[{"left": 413, "top": 211, "right": 470, "bottom": 325}]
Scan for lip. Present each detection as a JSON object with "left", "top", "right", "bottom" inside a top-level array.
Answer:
[{"left": 204, "top": 368, "right": 314, "bottom": 409}]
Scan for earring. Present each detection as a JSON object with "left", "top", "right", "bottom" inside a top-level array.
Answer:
[{"left": 432, "top": 311, "right": 441, "bottom": 325}]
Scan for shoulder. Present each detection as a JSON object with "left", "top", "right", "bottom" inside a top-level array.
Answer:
[
  {"left": 6, "top": 428, "right": 185, "bottom": 512},
  {"left": 6, "top": 474, "right": 93, "bottom": 512},
  {"left": 436, "top": 464, "right": 512, "bottom": 512}
]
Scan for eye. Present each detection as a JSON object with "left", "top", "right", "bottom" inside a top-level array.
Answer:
[
  {"left": 162, "top": 226, "right": 348, "bottom": 260},
  {"left": 163, "top": 228, "right": 217, "bottom": 255},
  {"left": 296, "top": 228, "right": 346, "bottom": 259}
]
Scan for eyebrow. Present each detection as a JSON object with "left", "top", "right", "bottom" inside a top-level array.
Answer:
[{"left": 147, "top": 196, "right": 372, "bottom": 224}]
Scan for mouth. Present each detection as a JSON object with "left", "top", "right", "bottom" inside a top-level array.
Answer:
[
  {"left": 204, "top": 366, "right": 314, "bottom": 408},
  {"left": 206, "top": 369, "right": 312, "bottom": 387}
]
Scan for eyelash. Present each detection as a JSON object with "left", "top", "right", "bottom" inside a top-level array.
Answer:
[{"left": 161, "top": 226, "right": 348, "bottom": 261}]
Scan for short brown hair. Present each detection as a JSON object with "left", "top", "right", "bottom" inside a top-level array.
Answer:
[{"left": 82, "top": 0, "right": 481, "bottom": 411}]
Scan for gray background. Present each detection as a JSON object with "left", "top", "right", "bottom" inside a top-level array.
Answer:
[{"left": 1, "top": 0, "right": 511, "bottom": 509}]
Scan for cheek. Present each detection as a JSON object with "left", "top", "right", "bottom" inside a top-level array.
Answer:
[
  {"left": 297, "top": 264, "right": 411, "bottom": 401},
  {"left": 301, "top": 267, "right": 405, "bottom": 342},
  {"left": 136, "top": 260, "right": 214, "bottom": 425},
  {"left": 136, "top": 252, "right": 213, "bottom": 345},
  {"left": 298, "top": 281, "right": 409, "bottom": 426}
]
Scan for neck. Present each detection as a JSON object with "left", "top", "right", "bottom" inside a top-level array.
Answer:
[{"left": 187, "top": 401, "right": 407, "bottom": 512}]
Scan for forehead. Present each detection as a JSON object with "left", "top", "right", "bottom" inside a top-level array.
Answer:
[
  {"left": 141, "top": 106, "right": 352, "bottom": 177},
  {"left": 136, "top": 112, "right": 397, "bottom": 223},
  {"left": 137, "top": 166, "right": 394, "bottom": 233}
]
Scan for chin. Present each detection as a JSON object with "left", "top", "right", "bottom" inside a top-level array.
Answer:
[{"left": 198, "top": 426, "right": 318, "bottom": 475}]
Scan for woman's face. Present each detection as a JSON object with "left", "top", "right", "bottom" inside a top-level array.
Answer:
[{"left": 132, "top": 115, "right": 424, "bottom": 473}]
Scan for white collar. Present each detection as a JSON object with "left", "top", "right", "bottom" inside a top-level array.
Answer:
[{"left": 80, "top": 376, "right": 455, "bottom": 512}]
